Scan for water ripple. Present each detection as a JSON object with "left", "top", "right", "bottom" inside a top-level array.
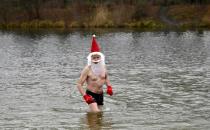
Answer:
[{"left": 1, "top": 30, "right": 210, "bottom": 129}]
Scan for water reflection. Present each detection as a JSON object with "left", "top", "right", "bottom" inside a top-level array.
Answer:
[
  {"left": 128, "top": 31, "right": 207, "bottom": 68},
  {"left": 80, "top": 112, "right": 112, "bottom": 130}
]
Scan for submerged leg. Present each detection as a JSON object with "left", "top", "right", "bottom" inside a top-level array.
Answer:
[{"left": 89, "top": 103, "right": 100, "bottom": 112}]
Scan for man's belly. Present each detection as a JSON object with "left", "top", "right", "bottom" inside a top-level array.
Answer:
[{"left": 86, "top": 80, "right": 105, "bottom": 94}]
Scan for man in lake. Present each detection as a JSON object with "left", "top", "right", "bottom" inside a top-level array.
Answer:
[{"left": 77, "top": 35, "right": 113, "bottom": 112}]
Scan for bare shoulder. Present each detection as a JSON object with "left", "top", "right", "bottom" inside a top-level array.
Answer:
[
  {"left": 84, "top": 65, "right": 91, "bottom": 71},
  {"left": 81, "top": 65, "right": 90, "bottom": 74}
]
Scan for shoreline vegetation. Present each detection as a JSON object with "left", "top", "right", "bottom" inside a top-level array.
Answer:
[{"left": 1, "top": 0, "right": 210, "bottom": 30}]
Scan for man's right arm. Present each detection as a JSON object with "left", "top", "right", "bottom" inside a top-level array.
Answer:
[
  {"left": 77, "top": 66, "right": 95, "bottom": 104},
  {"left": 77, "top": 66, "right": 89, "bottom": 96}
]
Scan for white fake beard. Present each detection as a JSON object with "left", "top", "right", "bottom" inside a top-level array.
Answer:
[{"left": 91, "top": 62, "right": 105, "bottom": 76}]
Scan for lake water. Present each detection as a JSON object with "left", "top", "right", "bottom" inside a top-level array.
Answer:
[{"left": 0, "top": 29, "right": 210, "bottom": 130}]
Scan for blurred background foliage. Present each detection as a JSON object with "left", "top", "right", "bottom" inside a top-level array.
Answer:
[{"left": 0, "top": 0, "right": 210, "bottom": 28}]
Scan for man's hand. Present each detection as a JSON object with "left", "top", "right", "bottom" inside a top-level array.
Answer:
[
  {"left": 83, "top": 94, "right": 95, "bottom": 104},
  {"left": 106, "top": 85, "right": 113, "bottom": 96}
]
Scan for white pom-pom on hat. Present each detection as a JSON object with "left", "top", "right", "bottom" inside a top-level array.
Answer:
[{"left": 92, "top": 34, "right": 96, "bottom": 37}]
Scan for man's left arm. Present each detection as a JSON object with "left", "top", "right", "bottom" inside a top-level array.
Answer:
[{"left": 105, "top": 71, "right": 113, "bottom": 96}]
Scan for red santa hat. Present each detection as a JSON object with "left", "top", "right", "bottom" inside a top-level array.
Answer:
[
  {"left": 91, "top": 34, "right": 100, "bottom": 52},
  {"left": 87, "top": 34, "right": 105, "bottom": 65}
]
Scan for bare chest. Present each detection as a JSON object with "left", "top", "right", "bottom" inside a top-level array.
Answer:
[{"left": 87, "top": 70, "right": 106, "bottom": 82}]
